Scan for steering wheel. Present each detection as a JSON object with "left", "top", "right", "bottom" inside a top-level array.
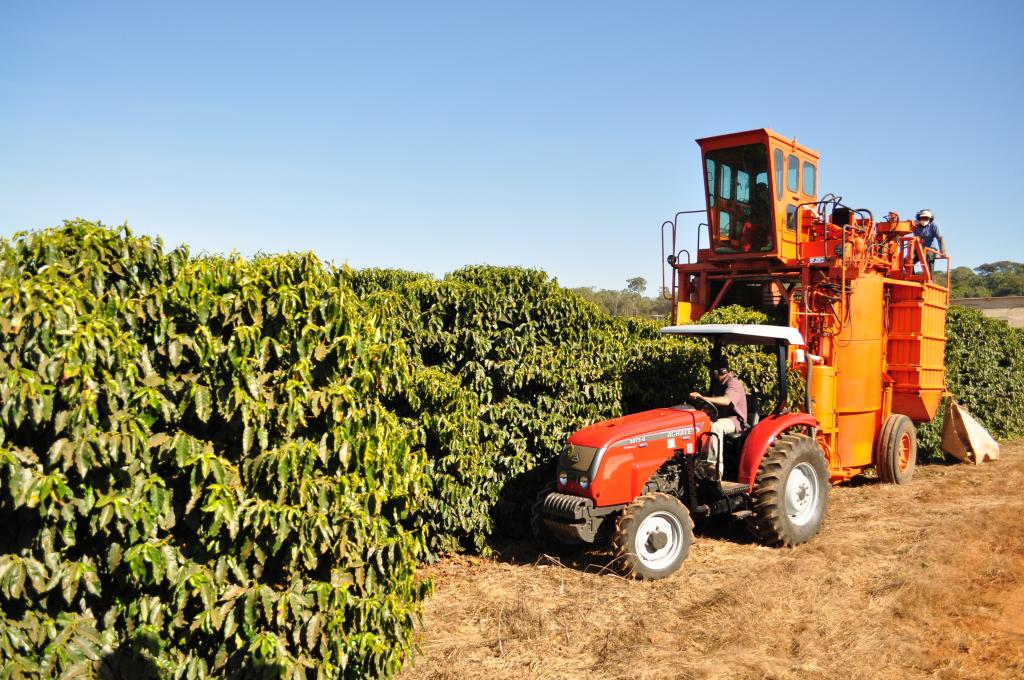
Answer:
[{"left": 687, "top": 395, "right": 719, "bottom": 421}]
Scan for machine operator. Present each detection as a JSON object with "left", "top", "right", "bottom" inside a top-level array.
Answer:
[
  {"left": 689, "top": 357, "right": 747, "bottom": 480},
  {"left": 739, "top": 182, "right": 772, "bottom": 252},
  {"left": 913, "top": 209, "right": 945, "bottom": 273}
]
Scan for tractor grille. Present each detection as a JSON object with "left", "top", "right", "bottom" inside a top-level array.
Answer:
[
  {"left": 541, "top": 492, "right": 594, "bottom": 521},
  {"left": 560, "top": 444, "right": 599, "bottom": 473}
]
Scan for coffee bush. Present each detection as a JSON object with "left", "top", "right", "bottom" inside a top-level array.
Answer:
[
  {"left": 0, "top": 222, "right": 430, "bottom": 678},
  {"left": 348, "top": 266, "right": 627, "bottom": 548}
]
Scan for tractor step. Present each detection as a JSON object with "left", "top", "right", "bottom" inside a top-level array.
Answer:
[
  {"left": 719, "top": 481, "right": 749, "bottom": 495},
  {"left": 731, "top": 509, "right": 753, "bottom": 519}
]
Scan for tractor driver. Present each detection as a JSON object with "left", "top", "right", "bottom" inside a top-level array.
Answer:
[{"left": 688, "top": 357, "right": 747, "bottom": 480}]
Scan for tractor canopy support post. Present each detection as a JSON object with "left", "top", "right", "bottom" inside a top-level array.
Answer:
[{"left": 776, "top": 342, "right": 788, "bottom": 414}]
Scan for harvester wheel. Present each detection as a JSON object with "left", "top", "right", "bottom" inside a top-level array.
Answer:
[
  {"left": 876, "top": 414, "right": 917, "bottom": 484},
  {"left": 612, "top": 492, "right": 693, "bottom": 580},
  {"left": 746, "top": 433, "right": 829, "bottom": 547},
  {"left": 531, "top": 483, "right": 580, "bottom": 557}
]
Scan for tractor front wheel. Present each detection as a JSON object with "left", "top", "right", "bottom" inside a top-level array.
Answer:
[
  {"left": 612, "top": 492, "right": 693, "bottom": 580},
  {"left": 747, "top": 433, "right": 829, "bottom": 547},
  {"left": 876, "top": 414, "right": 917, "bottom": 484}
]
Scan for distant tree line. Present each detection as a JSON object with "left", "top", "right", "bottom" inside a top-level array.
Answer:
[
  {"left": 950, "top": 261, "right": 1024, "bottom": 298},
  {"left": 575, "top": 262, "right": 1024, "bottom": 318},
  {"left": 571, "top": 276, "right": 673, "bottom": 319}
]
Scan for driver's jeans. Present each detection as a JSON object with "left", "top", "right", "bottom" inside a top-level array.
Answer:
[{"left": 703, "top": 418, "right": 738, "bottom": 480}]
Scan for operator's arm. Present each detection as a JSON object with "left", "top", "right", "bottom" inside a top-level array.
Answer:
[
  {"left": 931, "top": 224, "right": 945, "bottom": 254},
  {"left": 688, "top": 391, "right": 732, "bottom": 407}
]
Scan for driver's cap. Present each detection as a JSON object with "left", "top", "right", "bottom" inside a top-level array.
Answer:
[{"left": 710, "top": 357, "right": 730, "bottom": 373}]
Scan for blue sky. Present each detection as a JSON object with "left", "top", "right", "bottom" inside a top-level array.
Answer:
[{"left": 2, "top": 1, "right": 1021, "bottom": 292}]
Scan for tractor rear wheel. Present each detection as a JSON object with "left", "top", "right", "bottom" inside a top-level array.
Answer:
[
  {"left": 746, "top": 433, "right": 829, "bottom": 547},
  {"left": 876, "top": 414, "right": 916, "bottom": 484},
  {"left": 531, "top": 483, "right": 580, "bottom": 556},
  {"left": 612, "top": 492, "right": 693, "bottom": 580}
]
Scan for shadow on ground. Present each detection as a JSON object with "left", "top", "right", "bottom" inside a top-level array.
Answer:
[{"left": 491, "top": 511, "right": 763, "bottom": 578}]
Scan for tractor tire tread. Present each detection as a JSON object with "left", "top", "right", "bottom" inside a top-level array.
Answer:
[{"left": 746, "top": 433, "right": 829, "bottom": 548}]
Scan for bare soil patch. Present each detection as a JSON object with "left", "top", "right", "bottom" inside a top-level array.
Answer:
[{"left": 402, "top": 443, "right": 1024, "bottom": 679}]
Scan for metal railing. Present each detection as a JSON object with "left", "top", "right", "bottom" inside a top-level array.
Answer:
[{"left": 659, "top": 209, "right": 707, "bottom": 303}]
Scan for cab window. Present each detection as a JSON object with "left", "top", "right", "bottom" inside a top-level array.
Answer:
[
  {"left": 787, "top": 154, "right": 800, "bottom": 192},
  {"left": 736, "top": 170, "right": 750, "bottom": 203},
  {"left": 705, "top": 158, "right": 716, "bottom": 206},
  {"left": 704, "top": 143, "right": 773, "bottom": 254},
  {"left": 802, "top": 161, "right": 816, "bottom": 196},
  {"left": 719, "top": 210, "right": 732, "bottom": 240},
  {"left": 773, "top": 148, "right": 784, "bottom": 200}
]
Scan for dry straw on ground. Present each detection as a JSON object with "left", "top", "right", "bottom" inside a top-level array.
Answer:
[{"left": 403, "top": 443, "right": 1024, "bottom": 680}]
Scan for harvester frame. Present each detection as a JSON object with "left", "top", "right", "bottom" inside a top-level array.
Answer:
[{"left": 663, "top": 129, "right": 950, "bottom": 484}]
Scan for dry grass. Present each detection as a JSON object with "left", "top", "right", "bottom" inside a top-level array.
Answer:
[{"left": 402, "top": 443, "right": 1024, "bottom": 680}]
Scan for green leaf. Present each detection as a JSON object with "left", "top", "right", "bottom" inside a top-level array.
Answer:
[
  {"left": 147, "top": 432, "right": 171, "bottom": 449},
  {"left": 242, "top": 422, "right": 254, "bottom": 454},
  {"left": 305, "top": 612, "right": 322, "bottom": 649},
  {"left": 107, "top": 543, "right": 123, "bottom": 571},
  {"left": 194, "top": 384, "right": 213, "bottom": 423},
  {"left": 169, "top": 338, "right": 182, "bottom": 367},
  {"left": 244, "top": 588, "right": 257, "bottom": 633}
]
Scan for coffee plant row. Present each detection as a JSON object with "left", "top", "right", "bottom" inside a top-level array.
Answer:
[
  {"left": 916, "top": 305, "right": 1024, "bottom": 458},
  {"left": 1, "top": 222, "right": 430, "bottom": 678}
]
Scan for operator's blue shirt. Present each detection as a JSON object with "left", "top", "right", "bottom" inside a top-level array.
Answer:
[{"left": 913, "top": 221, "right": 942, "bottom": 251}]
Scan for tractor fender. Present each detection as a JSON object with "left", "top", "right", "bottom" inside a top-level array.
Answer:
[{"left": 736, "top": 413, "right": 819, "bottom": 490}]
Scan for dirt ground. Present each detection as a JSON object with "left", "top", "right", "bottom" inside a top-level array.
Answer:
[{"left": 402, "top": 442, "right": 1024, "bottom": 680}]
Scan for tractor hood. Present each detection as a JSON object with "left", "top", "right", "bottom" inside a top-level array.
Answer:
[
  {"left": 570, "top": 407, "right": 705, "bottom": 450},
  {"left": 559, "top": 406, "right": 709, "bottom": 506}
]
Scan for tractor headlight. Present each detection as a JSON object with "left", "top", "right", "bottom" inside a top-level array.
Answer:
[
  {"left": 558, "top": 472, "right": 568, "bottom": 486},
  {"left": 578, "top": 475, "right": 589, "bottom": 489}
]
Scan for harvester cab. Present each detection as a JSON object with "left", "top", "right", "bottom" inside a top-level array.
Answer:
[
  {"left": 700, "top": 134, "right": 810, "bottom": 259},
  {"left": 532, "top": 323, "right": 829, "bottom": 580}
]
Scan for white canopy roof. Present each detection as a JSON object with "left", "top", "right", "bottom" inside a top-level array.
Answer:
[{"left": 659, "top": 323, "right": 805, "bottom": 346}]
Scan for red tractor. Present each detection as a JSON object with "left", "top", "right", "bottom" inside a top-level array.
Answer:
[{"left": 532, "top": 324, "right": 828, "bottom": 580}]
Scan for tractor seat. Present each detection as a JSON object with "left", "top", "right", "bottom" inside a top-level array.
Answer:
[
  {"left": 745, "top": 392, "right": 761, "bottom": 428},
  {"left": 723, "top": 393, "right": 761, "bottom": 443}
]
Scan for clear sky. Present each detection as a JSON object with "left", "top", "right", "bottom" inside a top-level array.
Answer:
[{"left": 2, "top": 1, "right": 1021, "bottom": 292}]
